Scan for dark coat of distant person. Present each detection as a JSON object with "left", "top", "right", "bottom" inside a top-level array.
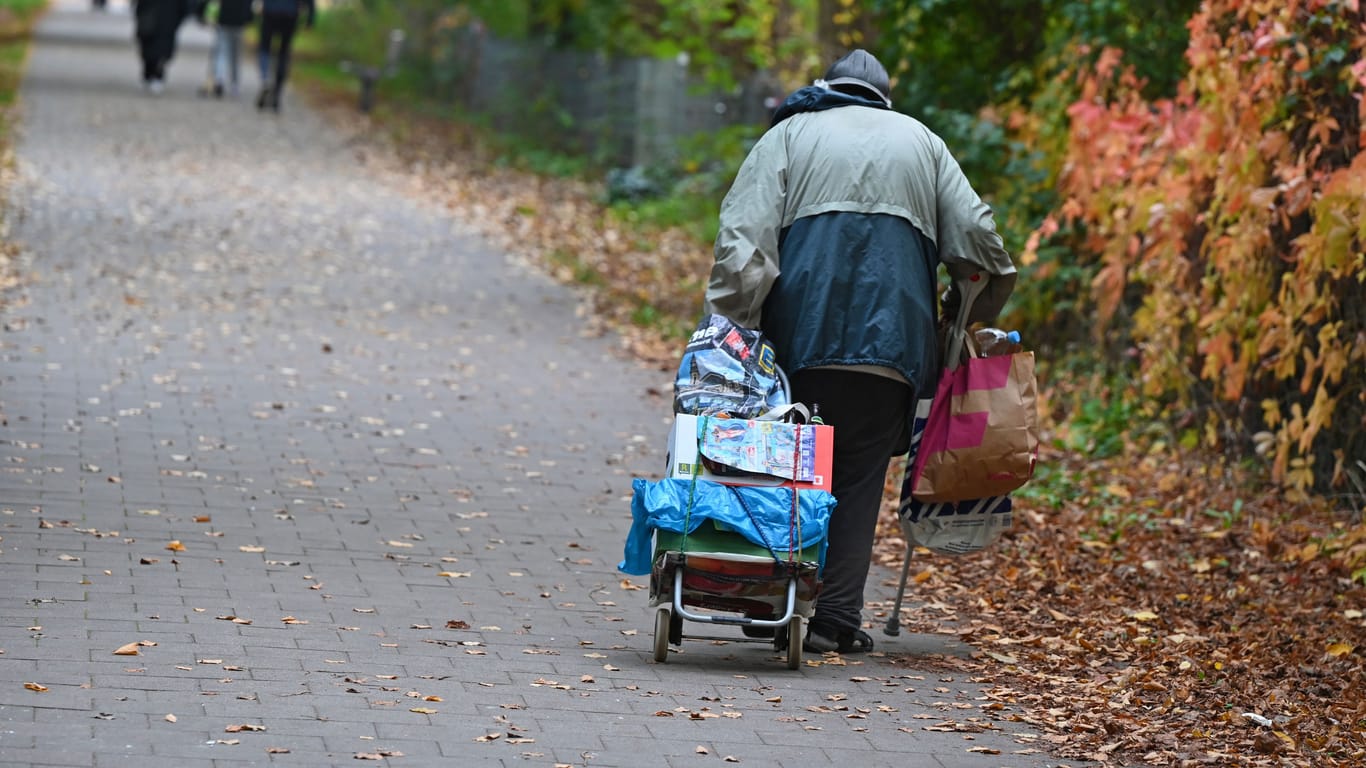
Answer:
[{"left": 133, "top": 0, "right": 191, "bottom": 88}]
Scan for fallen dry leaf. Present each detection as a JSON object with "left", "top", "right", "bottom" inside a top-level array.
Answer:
[
  {"left": 165, "top": 541, "right": 185, "bottom": 552},
  {"left": 23, "top": 683, "right": 48, "bottom": 692},
  {"left": 210, "top": 615, "right": 254, "bottom": 625}
]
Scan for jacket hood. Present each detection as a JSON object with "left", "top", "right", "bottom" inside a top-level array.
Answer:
[{"left": 769, "top": 84, "right": 891, "bottom": 127}]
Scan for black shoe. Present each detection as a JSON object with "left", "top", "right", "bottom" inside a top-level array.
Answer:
[
  {"left": 256, "top": 87, "right": 272, "bottom": 110},
  {"left": 803, "top": 621, "right": 874, "bottom": 654},
  {"left": 268, "top": 88, "right": 281, "bottom": 112},
  {"left": 212, "top": 83, "right": 224, "bottom": 98}
]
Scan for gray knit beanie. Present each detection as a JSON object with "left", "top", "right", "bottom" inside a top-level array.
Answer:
[{"left": 821, "top": 49, "right": 892, "bottom": 106}]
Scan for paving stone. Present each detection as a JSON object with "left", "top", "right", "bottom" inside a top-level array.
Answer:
[{"left": 0, "top": 748, "right": 100, "bottom": 767}]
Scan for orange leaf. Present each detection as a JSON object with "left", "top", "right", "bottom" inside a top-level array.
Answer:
[{"left": 1326, "top": 643, "right": 1354, "bottom": 658}]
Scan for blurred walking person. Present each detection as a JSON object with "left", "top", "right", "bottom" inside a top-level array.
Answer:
[
  {"left": 256, "top": 0, "right": 315, "bottom": 112},
  {"left": 133, "top": 0, "right": 190, "bottom": 93},
  {"left": 197, "top": 0, "right": 254, "bottom": 98}
]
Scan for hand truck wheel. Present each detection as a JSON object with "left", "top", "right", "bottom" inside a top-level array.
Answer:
[
  {"left": 653, "top": 606, "right": 672, "bottom": 662},
  {"left": 786, "top": 614, "right": 804, "bottom": 669}
]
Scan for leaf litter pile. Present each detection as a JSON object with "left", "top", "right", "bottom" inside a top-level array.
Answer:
[
  {"left": 325, "top": 95, "right": 1363, "bottom": 767},
  {"left": 870, "top": 449, "right": 1364, "bottom": 768}
]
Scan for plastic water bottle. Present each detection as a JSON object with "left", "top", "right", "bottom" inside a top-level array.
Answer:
[{"left": 974, "top": 328, "right": 1022, "bottom": 357}]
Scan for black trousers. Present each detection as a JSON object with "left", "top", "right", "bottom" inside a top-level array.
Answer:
[
  {"left": 789, "top": 368, "right": 913, "bottom": 634},
  {"left": 138, "top": 33, "right": 167, "bottom": 82},
  {"left": 137, "top": 24, "right": 178, "bottom": 81},
  {"left": 258, "top": 12, "right": 299, "bottom": 91}
]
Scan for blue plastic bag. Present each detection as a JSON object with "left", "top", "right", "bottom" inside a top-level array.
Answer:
[{"left": 619, "top": 478, "right": 834, "bottom": 576}]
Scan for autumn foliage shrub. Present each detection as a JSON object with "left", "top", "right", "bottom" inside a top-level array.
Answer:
[{"left": 1023, "top": 0, "right": 1365, "bottom": 503}]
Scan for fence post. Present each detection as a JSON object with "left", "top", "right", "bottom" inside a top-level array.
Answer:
[{"left": 340, "top": 29, "right": 407, "bottom": 113}]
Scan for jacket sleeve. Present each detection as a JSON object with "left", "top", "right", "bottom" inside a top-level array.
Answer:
[
  {"left": 703, "top": 131, "right": 787, "bottom": 329},
  {"left": 932, "top": 142, "right": 1016, "bottom": 325}
]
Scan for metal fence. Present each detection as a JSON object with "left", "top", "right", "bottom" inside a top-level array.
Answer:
[{"left": 427, "top": 26, "right": 780, "bottom": 169}]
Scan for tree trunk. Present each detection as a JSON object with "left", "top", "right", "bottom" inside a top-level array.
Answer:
[{"left": 817, "top": 0, "right": 880, "bottom": 69}]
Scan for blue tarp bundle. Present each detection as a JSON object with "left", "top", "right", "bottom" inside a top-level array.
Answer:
[{"left": 618, "top": 478, "right": 835, "bottom": 576}]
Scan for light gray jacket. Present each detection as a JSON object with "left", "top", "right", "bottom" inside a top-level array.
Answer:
[{"left": 704, "top": 100, "right": 1016, "bottom": 333}]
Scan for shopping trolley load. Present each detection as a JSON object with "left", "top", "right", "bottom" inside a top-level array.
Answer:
[
  {"left": 619, "top": 315, "right": 836, "bottom": 669},
  {"left": 621, "top": 478, "right": 834, "bottom": 667}
]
